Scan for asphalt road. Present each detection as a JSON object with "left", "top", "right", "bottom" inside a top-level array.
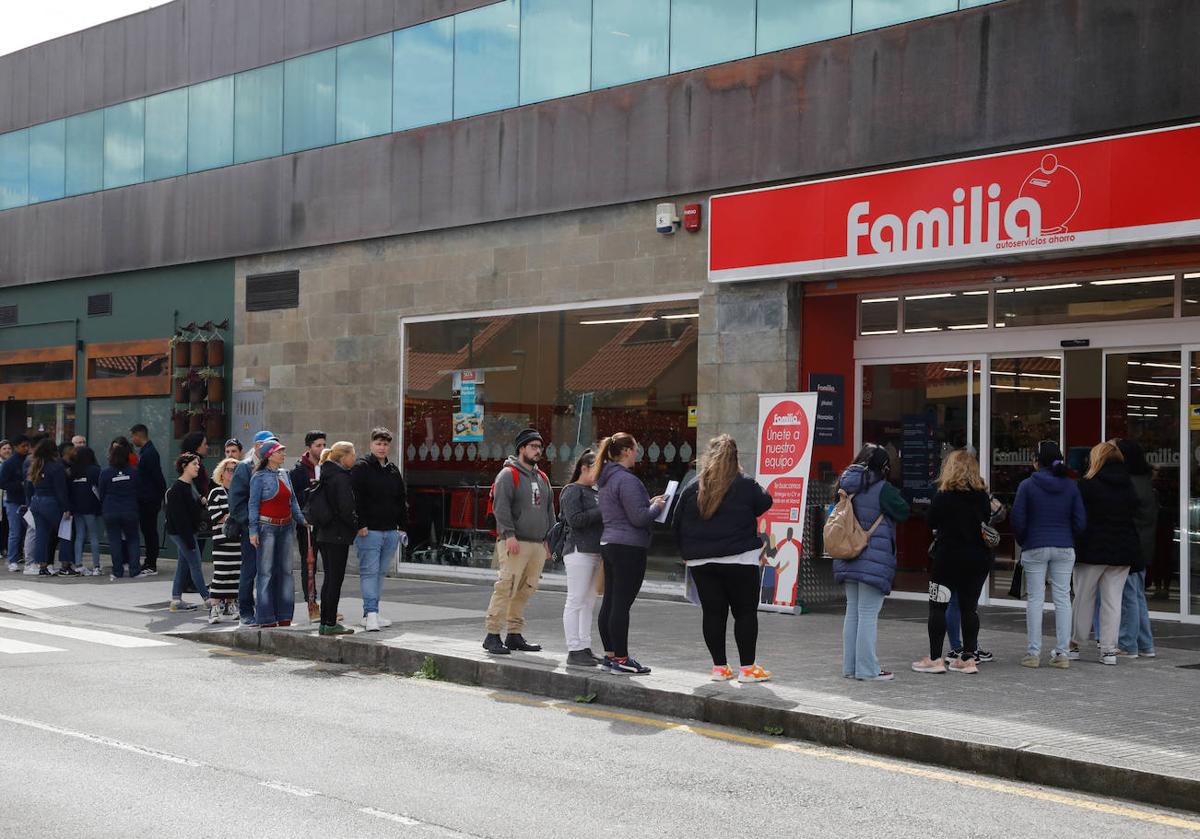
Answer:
[{"left": 2, "top": 616, "right": 1199, "bottom": 839}]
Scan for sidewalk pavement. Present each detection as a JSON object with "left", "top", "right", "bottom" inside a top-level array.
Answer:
[{"left": 4, "top": 560, "right": 1200, "bottom": 813}]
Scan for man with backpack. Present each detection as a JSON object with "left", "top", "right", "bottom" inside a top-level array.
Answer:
[{"left": 483, "top": 428, "right": 555, "bottom": 655}]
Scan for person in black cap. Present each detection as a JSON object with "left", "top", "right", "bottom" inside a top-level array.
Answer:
[{"left": 482, "top": 427, "right": 555, "bottom": 655}]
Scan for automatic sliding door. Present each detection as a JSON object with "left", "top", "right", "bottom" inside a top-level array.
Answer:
[{"left": 1189, "top": 349, "right": 1200, "bottom": 618}]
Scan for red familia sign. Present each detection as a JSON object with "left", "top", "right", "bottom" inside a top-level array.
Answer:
[{"left": 708, "top": 123, "right": 1200, "bottom": 282}]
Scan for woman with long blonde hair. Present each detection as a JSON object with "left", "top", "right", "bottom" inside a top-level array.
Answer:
[
  {"left": 912, "top": 450, "right": 993, "bottom": 675},
  {"left": 1072, "top": 440, "right": 1137, "bottom": 664},
  {"left": 314, "top": 442, "right": 360, "bottom": 636},
  {"left": 672, "top": 435, "right": 774, "bottom": 682}
]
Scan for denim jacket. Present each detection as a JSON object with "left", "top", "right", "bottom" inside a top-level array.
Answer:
[{"left": 248, "top": 467, "right": 307, "bottom": 537}]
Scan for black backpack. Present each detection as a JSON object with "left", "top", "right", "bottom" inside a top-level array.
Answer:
[
  {"left": 547, "top": 516, "right": 571, "bottom": 562},
  {"left": 303, "top": 479, "right": 334, "bottom": 528}
]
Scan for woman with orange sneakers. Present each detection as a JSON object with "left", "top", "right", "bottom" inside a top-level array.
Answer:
[{"left": 672, "top": 434, "right": 774, "bottom": 683}]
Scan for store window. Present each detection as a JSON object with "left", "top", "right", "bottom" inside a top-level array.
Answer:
[
  {"left": 853, "top": 0, "right": 956, "bottom": 32},
  {"left": 28, "top": 120, "right": 66, "bottom": 203},
  {"left": 859, "top": 296, "right": 899, "bottom": 335},
  {"left": 757, "top": 0, "right": 851, "bottom": 54},
  {"left": 283, "top": 50, "right": 337, "bottom": 154},
  {"left": 235, "top": 64, "right": 284, "bottom": 164},
  {"left": 1183, "top": 273, "right": 1200, "bottom": 317},
  {"left": 336, "top": 34, "right": 394, "bottom": 143},
  {"left": 520, "top": 0, "right": 592, "bottom": 104},
  {"left": 995, "top": 275, "right": 1176, "bottom": 328},
  {"left": 903, "top": 290, "right": 989, "bottom": 332},
  {"left": 145, "top": 89, "right": 189, "bottom": 181},
  {"left": 453, "top": 0, "right": 520, "bottom": 119},
  {"left": 591, "top": 0, "right": 670, "bottom": 89},
  {"left": 402, "top": 301, "right": 699, "bottom": 580},
  {"left": 0, "top": 129, "right": 29, "bottom": 210},
  {"left": 103, "top": 99, "right": 145, "bottom": 189},
  {"left": 26, "top": 402, "right": 77, "bottom": 445},
  {"left": 88, "top": 353, "right": 168, "bottom": 380},
  {"left": 187, "top": 77, "right": 235, "bottom": 173},
  {"left": 669, "top": 0, "right": 756, "bottom": 73},
  {"left": 393, "top": 18, "right": 455, "bottom": 132}
]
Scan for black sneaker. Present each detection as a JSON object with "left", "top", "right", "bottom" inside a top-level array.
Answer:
[
  {"left": 974, "top": 649, "right": 994, "bottom": 663},
  {"left": 38, "top": 566, "right": 54, "bottom": 576},
  {"left": 504, "top": 634, "right": 542, "bottom": 652},
  {"left": 566, "top": 650, "right": 598, "bottom": 668},
  {"left": 583, "top": 648, "right": 606, "bottom": 665},
  {"left": 943, "top": 648, "right": 964, "bottom": 665},
  {"left": 62, "top": 566, "right": 83, "bottom": 577},
  {"left": 611, "top": 656, "right": 651, "bottom": 675},
  {"left": 482, "top": 633, "right": 511, "bottom": 655}
]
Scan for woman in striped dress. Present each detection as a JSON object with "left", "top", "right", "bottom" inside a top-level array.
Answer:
[{"left": 208, "top": 458, "right": 242, "bottom": 614}]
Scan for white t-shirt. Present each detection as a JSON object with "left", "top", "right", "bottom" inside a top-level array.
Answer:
[{"left": 685, "top": 546, "right": 762, "bottom": 568}]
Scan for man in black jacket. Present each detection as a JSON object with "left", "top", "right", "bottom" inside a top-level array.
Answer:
[
  {"left": 1, "top": 435, "right": 31, "bottom": 570},
  {"left": 350, "top": 428, "right": 408, "bottom": 632},
  {"left": 130, "top": 424, "right": 167, "bottom": 575},
  {"left": 290, "top": 430, "right": 326, "bottom": 622}
]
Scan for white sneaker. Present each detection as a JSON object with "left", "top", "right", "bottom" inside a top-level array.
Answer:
[
  {"left": 7, "top": 562, "right": 18, "bottom": 572},
  {"left": 138, "top": 568, "right": 159, "bottom": 577},
  {"left": 1100, "top": 650, "right": 1118, "bottom": 666},
  {"left": 22, "top": 562, "right": 38, "bottom": 575},
  {"left": 208, "top": 604, "right": 221, "bottom": 625},
  {"left": 377, "top": 616, "right": 393, "bottom": 628},
  {"left": 109, "top": 574, "right": 119, "bottom": 582},
  {"left": 364, "top": 613, "right": 380, "bottom": 632}
]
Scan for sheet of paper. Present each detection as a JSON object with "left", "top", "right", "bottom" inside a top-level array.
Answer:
[
  {"left": 58, "top": 515, "right": 73, "bottom": 541},
  {"left": 654, "top": 480, "right": 680, "bottom": 523}
]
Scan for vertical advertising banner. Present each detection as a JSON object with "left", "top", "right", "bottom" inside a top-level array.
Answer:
[{"left": 755, "top": 393, "right": 819, "bottom": 614}]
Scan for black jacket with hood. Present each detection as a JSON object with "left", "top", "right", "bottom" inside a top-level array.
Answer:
[{"left": 1077, "top": 462, "right": 1140, "bottom": 567}]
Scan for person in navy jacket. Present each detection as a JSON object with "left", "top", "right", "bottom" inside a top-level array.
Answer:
[
  {"left": 25, "top": 438, "right": 70, "bottom": 575},
  {"left": 130, "top": 424, "right": 167, "bottom": 574},
  {"left": 68, "top": 446, "right": 104, "bottom": 575},
  {"left": 0, "top": 435, "right": 31, "bottom": 569},
  {"left": 99, "top": 437, "right": 143, "bottom": 579}
]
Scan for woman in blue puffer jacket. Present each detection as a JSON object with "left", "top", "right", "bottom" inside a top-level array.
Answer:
[{"left": 833, "top": 444, "right": 910, "bottom": 681}]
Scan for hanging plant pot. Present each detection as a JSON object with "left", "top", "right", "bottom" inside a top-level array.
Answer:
[
  {"left": 174, "top": 346, "right": 190, "bottom": 369},
  {"left": 172, "top": 412, "right": 187, "bottom": 439},
  {"left": 188, "top": 413, "right": 204, "bottom": 433},
  {"left": 189, "top": 381, "right": 206, "bottom": 404},
  {"left": 204, "top": 413, "right": 224, "bottom": 441},
  {"left": 206, "top": 339, "right": 224, "bottom": 367},
  {"left": 206, "top": 376, "right": 224, "bottom": 403},
  {"left": 173, "top": 379, "right": 188, "bottom": 404},
  {"left": 189, "top": 340, "right": 206, "bottom": 367}
]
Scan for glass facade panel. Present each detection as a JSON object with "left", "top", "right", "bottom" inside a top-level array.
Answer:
[
  {"left": 859, "top": 296, "right": 899, "bottom": 335},
  {"left": 959, "top": 0, "right": 1003, "bottom": 7},
  {"left": 520, "top": 0, "right": 590, "bottom": 104},
  {"left": 187, "top": 76, "right": 235, "bottom": 172},
  {"left": 592, "top": 0, "right": 670, "bottom": 88},
  {"left": 995, "top": 276, "right": 1176, "bottom": 328},
  {"left": 283, "top": 50, "right": 337, "bottom": 154},
  {"left": 670, "top": 0, "right": 756, "bottom": 73},
  {"left": 1189, "top": 351, "right": 1200, "bottom": 617},
  {"left": 103, "top": 99, "right": 145, "bottom": 189},
  {"left": 65, "top": 111, "right": 104, "bottom": 196},
  {"left": 234, "top": 63, "right": 284, "bottom": 163},
  {"left": 402, "top": 301, "right": 698, "bottom": 581},
  {"left": 28, "top": 120, "right": 66, "bottom": 203},
  {"left": 1183, "top": 273, "right": 1200, "bottom": 317},
  {"left": 453, "top": 0, "right": 520, "bottom": 119},
  {"left": 853, "top": 0, "right": 957, "bottom": 31},
  {"left": 336, "top": 33, "right": 394, "bottom": 143},
  {"left": 90, "top": 353, "right": 169, "bottom": 380},
  {"left": 0, "top": 129, "right": 29, "bottom": 210},
  {"left": 145, "top": 90, "right": 189, "bottom": 181},
  {"left": 0, "top": 360, "right": 74, "bottom": 384},
  {"left": 28, "top": 401, "right": 76, "bottom": 446},
  {"left": 393, "top": 18, "right": 455, "bottom": 131},
  {"left": 757, "top": 0, "right": 851, "bottom": 54},
  {"left": 903, "top": 290, "right": 989, "bottom": 332}
]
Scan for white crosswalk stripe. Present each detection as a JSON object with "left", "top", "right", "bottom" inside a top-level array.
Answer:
[
  {"left": 0, "top": 588, "right": 79, "bottom": 610},
  {"left": 0, "top": 637, "right": 67, "bottom": 655},
  {"left": 0, "top": 616, "right": 171, "bottom": 650}
]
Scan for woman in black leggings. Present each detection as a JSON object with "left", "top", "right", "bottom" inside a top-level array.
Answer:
[
  {"left": 313, "top": 441, "right": 359, "bottom": 636},
  {"left": 913, "top": 450, "right": 993, "bottom": 675},
  {"left": 673, "top": 435, "right": 774, "bottom": 683},
  {"left": 595, "top": 433, "right": 666, "bottom": 675}
]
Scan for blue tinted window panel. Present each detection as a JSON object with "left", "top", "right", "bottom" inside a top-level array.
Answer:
[
  {"left": 394, "top": 18, "right": 454, "bottom": 131},
  {"left": 28, "top": 119, "right": 66, "bottom": 203},
  {"left": 336, "top": 33, "right": 393, "bottom": 143},
  {"left": 669, "top": 0, "right": 756, "bottom": 73},
  {"left": 853, "top": 0, "right": 957, "bottom": 31},
  {"left": 757, "top": 0, "right": 851, "bottom": 53},
  {"left": 144, "top": 89, "right": 188, "bottom": 180},
  {"left": 960, "top": 0, "right": 1003, "bottom": 6},
  {"left": 188, "top": 76, "right": 235, "bottom": 172},
  {"left": 0, "top": 129, "right": 29, "bottom": 210},
  {"left": 520, "top": 0, "right": 591, "bottom": 104},
  {"left": 235, "top": 63, "right": 284, "bottom": 163},
  {"left": 592, "top": 0, "right": 670, "bottom": 89},
  {"left": 103, "top": 99, "right": 145, "bottom": 189},
  {"left": 453, "top": 0, "right": 520, "bottom": 119},
  {"left": 65, "top": 111, "right": 104, "bottom": 196},
  {"left": 284, "top": 50, "right": 337, "bottom": 154}
]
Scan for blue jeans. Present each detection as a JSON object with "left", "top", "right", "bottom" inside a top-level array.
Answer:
[
  {"left": 238, "top": 529, "right": 256, "bottom": 621},
  {"left": 170, "top": 535, "right": 211, "bottom": 601},
  {"left": 74, "top": 514, "right": 102, "bottom": 569},
  {"left": 946, "top": 593, "right": 963, "bottom": 650},
  {"left": 254, "top": 523, "right": 296, "bottom": 625},
  {"left": 1118, "top": 569, "right": 1154, "bottom": 654},
  {"left": 1021, "top": 547, "right": 1074, "bottom": 656},
  {"left": 29, "top": 497, "right": 62, "bottom": 568},
  {"left": 105, "top": 513, "right": 142, "bottom": 578},
  {"left": 842, "top": 581, "right": 886, "bottom": 680},
  {"left": 355, "top": 529, "right": 401, "bottom": 615},
  {"left": 4, "top": 500, "right": 25, "bottom": 560}
]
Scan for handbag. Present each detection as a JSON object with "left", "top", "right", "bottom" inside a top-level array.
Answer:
[
  {"left": 980, "top": 522, "right": 1001, "bottom": 548},
  {"left": 1008, "top": 561, "right": 1024, "bottom": 599}
]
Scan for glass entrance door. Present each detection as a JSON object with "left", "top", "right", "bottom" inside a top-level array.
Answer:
[{"left": 1188, "top": 348, "right": 1200, "bottom": 619}]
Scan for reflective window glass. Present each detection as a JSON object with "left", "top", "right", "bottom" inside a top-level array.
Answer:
[
  {"left": 994, "top": 276, "right": 1175, "bottom": 328},
  {"left": 0, "top": 129, "right": 29, "bottom": 210},
  {"left": 959, "top": 0, "right": 1003, "bottom": 7},
  {"left": 103, "top": 99, "right": 145, "bottom": 189},
  {"left": 235, "top": 63, "right": 284, "bottom": 163},
  {"left": 592, "top": 0, "right": 669, "bottom": 88},
  {"left": 145, "top": 89, "right": 188, "bottom": 180},
  {"left": 903, "top": 290, "right": 989, "bottom": 333},
  {"left": 65, "top": 111, "right": 104, "bottom": 196},
  {"left": 188, "top": 76, "right": 234, "bottom": 172},
  {"left": 453, "top": 0, "right": 520, "bottom": 119},
  {"left": 393, "top": 18, "right": 454, "bottom": 131},
  {"left": 859, "top": 296, "right": 899, "bottom": 335},
  {"left": 1183, "top": 272, "right": 1200, "bottom": 318},
  {"left": 670, "top": 0, "right": 756, "bottom": 73},
  {"left": 336, "top": 33, "right": 393, "bottom": 143},
  {"left": 283, "top": 50, "right": 336, "bottom": 154},
  {"left": 853, "top": 0, "right": 956, "bottom": 31},
  {"left": 520, "top": 0, "right": 590, "bottom": 104},
  {"left": 28, "top": 119, "right": 66, "bottom": 203},
  {"left": 757, "top": 0, "right": 851, "bottom": 54}
]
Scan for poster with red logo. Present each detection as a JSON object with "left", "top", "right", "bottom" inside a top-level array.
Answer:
[{"left": 755, "top": 393, "right": 818, "bottom": 614}]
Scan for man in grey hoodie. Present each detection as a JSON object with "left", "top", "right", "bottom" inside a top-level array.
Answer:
[{"left": 483, "top": 428, "right": 555, "bottom": 655}]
